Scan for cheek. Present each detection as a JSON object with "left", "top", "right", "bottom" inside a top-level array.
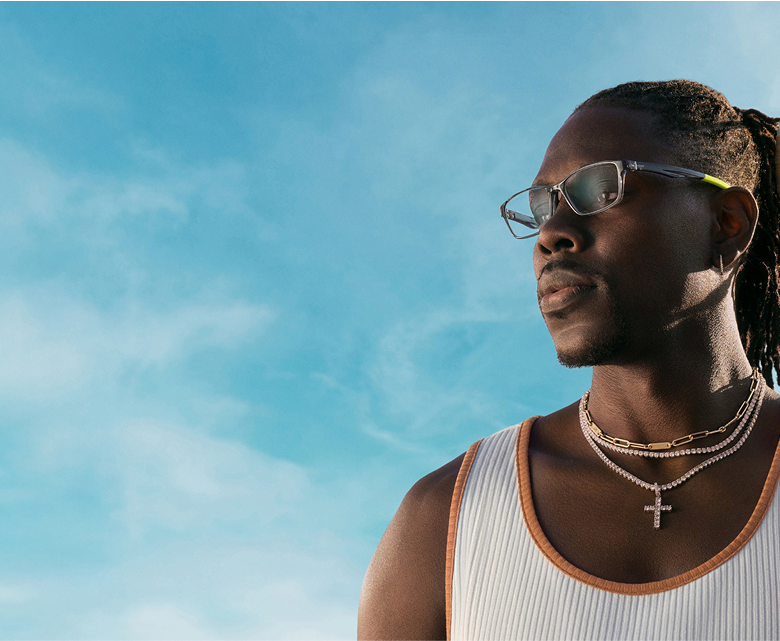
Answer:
[
  {"left": 665, "top": 190, "right": 714, "bottom": 258},
  {"left": 607, "top": 210, "right": 711, "bottom": 309},
  {"left": 639, "top": 190, "right": 712, "bottom": 265},
  {"left": 635, "top": 213, "right": 713, "bottom": 310}
]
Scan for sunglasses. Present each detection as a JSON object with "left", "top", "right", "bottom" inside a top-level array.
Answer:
[{"left": 500, "top": 160, "right": 731, "bottom": 239}]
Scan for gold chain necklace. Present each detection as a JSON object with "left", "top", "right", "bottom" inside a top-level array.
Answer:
[
  {"left": 578, "top": 374, "right": 766, "bottom": 530},
  {"left": 583, "top": 369, "right": 761, "bottom": 453}
]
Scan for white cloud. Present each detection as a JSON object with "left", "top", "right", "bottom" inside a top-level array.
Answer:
[
  {"left": 370, "top": 310, "right": 499, "bottom": 423},
  {"left": 0, "top": 140, "right": 71, "bottom": 226},
  {"left": 7, "top": 416, "right": 365, "bottom": 639},
  {"left": 125, "top": 605, "right": 212, "bottom": 641},
  {"left": 0, "top": 291, "right": 274, "bottom": 401},
  {"left": 0, "top": 138, "right": 253, "bottom": 231},
  {"left": 111, "top": 419, "right": 308, "bottom": 533},
  {"left": 115, "top": 300, "right": 274, "bottom": 365},
  {"left": 0, "top": 583, "right": 35, "bottom": 604},
  {"left": 0, "top": 21, "right": 123, "bottom": 121},
  {"left": 39, "top": 536, "right": 362, "bottom": 640}
]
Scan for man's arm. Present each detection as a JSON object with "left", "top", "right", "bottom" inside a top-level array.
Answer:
[{"left": 357, "top": 454, "right": 465, "bottom": 641}]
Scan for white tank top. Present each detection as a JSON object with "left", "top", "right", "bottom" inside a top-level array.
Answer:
[{"left": 446, "top": 419, "right": 780, "bottom": 640}]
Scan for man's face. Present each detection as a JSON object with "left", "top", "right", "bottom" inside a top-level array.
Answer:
[{"left": 532, "top": 106, "right": 716, "bottom": 368}]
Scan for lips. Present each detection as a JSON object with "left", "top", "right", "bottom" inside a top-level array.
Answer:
[{"left": 537, "top": 270, "right": 597, "bottom": 314}]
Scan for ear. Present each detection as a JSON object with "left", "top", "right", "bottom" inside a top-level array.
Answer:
[{"left": 711, "top": 187, "right": 758, "bottom": 271}]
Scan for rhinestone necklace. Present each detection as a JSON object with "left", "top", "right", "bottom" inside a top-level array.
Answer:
[
  {"left": 583, "top": 368, "right": 761, "bottom": 455},
  {"left": 582, "top": 368, "right": 762, "bottom": 458},
  {"left": 578, "top": 377, "right": 766, "bottom": 529}
]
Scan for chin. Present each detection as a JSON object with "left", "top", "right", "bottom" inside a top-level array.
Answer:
[
  {"left": 548, "top": 293, "right": 632, "bottom": 368},
  {"left": 554, "top": 332, "right": 631, "bottom": 369}
]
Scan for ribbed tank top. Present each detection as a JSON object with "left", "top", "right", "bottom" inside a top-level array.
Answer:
[{"left": 446, "top": 418, "right": 780, "bottom": 640}]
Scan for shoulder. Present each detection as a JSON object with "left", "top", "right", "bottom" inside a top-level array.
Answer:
[{"left": 357, "top": 452, "right": 465, "bottom": 641}]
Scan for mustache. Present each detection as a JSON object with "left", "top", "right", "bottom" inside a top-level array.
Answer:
[{"left": 537, "top": 257, "right": 607, "bottom": 284}]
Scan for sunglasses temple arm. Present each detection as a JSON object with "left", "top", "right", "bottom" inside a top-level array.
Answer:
[
  {"left": 501, "top": 206, "right": 539, "bottom": 228},
  {"left": 635, "top": 162, "right": 731, "bottom": 189}
]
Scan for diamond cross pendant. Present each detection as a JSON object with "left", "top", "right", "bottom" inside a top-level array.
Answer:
[{"left": 644, "top": 484, "right": 672, "bottom": 530}]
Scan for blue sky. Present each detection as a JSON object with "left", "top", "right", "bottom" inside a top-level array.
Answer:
[{"left": 0, "top": 2, "right": 778, "bottom": 638}]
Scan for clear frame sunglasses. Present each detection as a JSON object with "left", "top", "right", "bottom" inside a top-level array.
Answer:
[{"left": 500, "top": 160, "right": 731, "bottom": 239}]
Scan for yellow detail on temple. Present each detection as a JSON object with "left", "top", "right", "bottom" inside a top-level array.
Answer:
[{"left": 703, "top": 174, "right": 731, "bottom": 189}]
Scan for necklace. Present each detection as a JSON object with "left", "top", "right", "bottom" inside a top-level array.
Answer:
[
  {"left": 583, "top": 368, "right": 761, "bottom": 455},
  {"left": 578, "top": 376, "right": 766, "bottom": 530},
  {"left": 583, "top": 368, "right": 762, "bottom": 458}
]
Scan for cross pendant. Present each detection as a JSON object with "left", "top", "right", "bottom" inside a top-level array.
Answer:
[{"left": 644, "top": 485, "right": 672, "bottom": 530}]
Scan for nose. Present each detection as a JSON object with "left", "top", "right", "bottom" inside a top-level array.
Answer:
[{"left": 534, "top": 191, "right": 588, "bottom": 259}]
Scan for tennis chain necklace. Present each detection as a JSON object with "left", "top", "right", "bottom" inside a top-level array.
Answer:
[
  {"left": 578, "top": 374, "right": 766, "bottom": 530},
  {"left": 582, "top": 368, "right": 762, "bottom": 458}
]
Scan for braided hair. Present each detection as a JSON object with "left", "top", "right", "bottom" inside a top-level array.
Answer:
[{"left": 576, "top": 80, "right": 780, "bottom": 388}]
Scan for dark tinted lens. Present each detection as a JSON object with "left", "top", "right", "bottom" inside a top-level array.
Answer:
[{"left": 564, "top": 163, "right": 620, "bottom": 214}]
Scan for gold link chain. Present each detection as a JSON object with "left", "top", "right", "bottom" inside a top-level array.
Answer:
[{"left": 583, "top": 369, "right": 760, "bottom": 451}]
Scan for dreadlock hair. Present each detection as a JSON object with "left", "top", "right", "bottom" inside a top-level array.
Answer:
[{"left": 575, "top": 80, "right": 780, "bottom": 388}]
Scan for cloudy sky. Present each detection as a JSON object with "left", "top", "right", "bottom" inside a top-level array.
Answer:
[{"left": 0, "top": 2, "right": 778, "bottom": 639}]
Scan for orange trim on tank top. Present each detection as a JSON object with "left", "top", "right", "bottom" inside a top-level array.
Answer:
[
  {"left": 445, "top": 439, "right": 482, "bottom": 640},
  {"left": 515, "top": 415, "right": 780, "bottom": 595}
]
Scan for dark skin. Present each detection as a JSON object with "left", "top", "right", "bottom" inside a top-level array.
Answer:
[{"left": 357, "top": 107, "right": 780, "bottom": 640}]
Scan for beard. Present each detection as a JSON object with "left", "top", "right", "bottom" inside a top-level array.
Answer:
[
  {"left": 555, "top": 317, "right": 631, "bottom": 368},
  {"left": 540, "top": 260, "right": 632, "bottom": 368}
]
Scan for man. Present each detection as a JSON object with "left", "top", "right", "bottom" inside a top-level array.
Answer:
[{"left": 358, "top": 81, "right": 780, "bottom": 640}]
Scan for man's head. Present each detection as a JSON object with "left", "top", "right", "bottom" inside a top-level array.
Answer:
[{"left": 526, "top": 80, "right": 780, "bottom": 382}]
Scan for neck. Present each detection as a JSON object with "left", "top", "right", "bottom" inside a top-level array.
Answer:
[{"left": 586, "top": 312, "right": 755, "bottom": 444}]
